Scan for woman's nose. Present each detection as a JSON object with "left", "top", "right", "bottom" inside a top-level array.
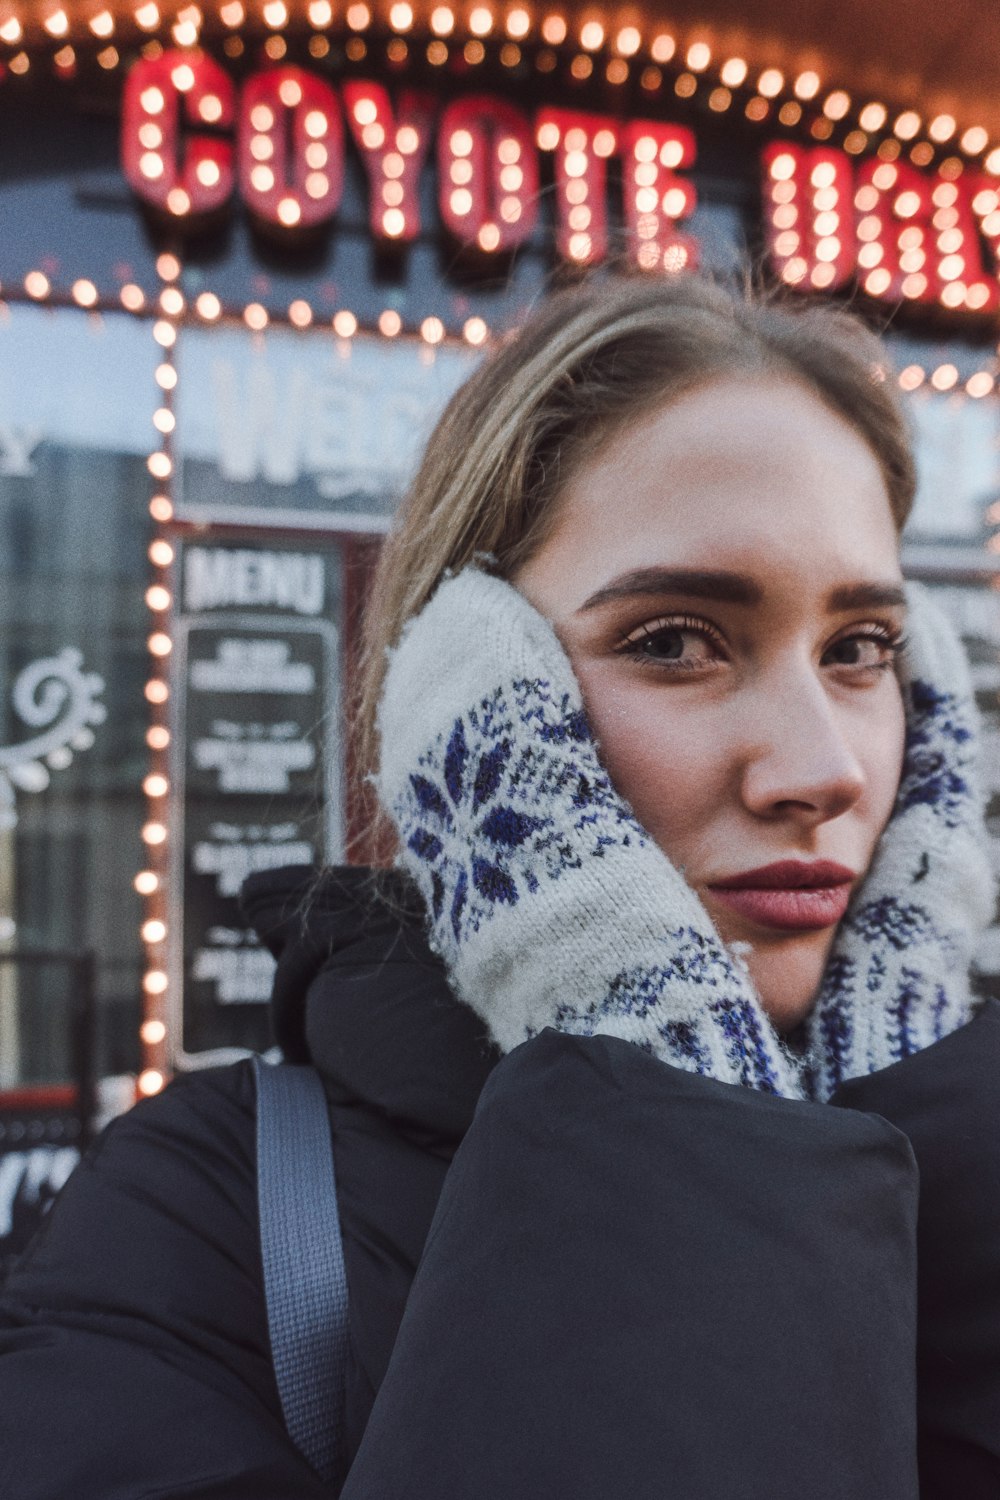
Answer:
[{"left": 738, "top": 671, "right": 867, "bottom": 826}]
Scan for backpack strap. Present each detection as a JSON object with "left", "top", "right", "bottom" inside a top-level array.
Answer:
[{"left": 253, "top": 1055, "right": 349, "bottom": 1487}]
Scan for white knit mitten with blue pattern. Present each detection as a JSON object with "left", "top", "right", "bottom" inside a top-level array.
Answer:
[
  {"left": 377, "top": 568, "right": 805, "bottom": 1098},
  {"left": 803, "top": 582, "right": 995, "bottom": 1100}
]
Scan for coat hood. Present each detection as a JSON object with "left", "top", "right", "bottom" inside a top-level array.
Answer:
[{"left": 240, "top": 863, "right": 500, "bottom": 1145}]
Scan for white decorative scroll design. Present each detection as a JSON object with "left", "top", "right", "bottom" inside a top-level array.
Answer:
[{"left": 0, "top": 650, "right": 106, "bottom": 832}]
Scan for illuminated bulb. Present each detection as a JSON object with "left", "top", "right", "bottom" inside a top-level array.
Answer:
[
  {"left": 149, "top": 539, "right": 175, "bottom": 566},
  {"left": 568, "top": 232, "right": 592, "bottom": 261},
  {"left": 154, "top": 320, "right": 176, "bottom": 348},
  {"left": 142, "top": 822, "right": 168, "bottom": 846},
  {"left": 155, "top": 364, "right": 177, "bottom": 390},
  {"left": 333, "top": 310, "right": 358, "bottom": 337},
  {"left": 397, "top": 125, "right": 420, "bottom": 154},
  {"left": 984, "top": 149, "right": 1000, "bottom": 176},
  {"left": 166, "top": 188, "right": 191, "bottom": 215},
  {"left": 196, "top": 292, "right": 221, "bottom": 319},
  {"left": 507, "top": 8, "right": 530, "bottom": 38},
  {"left": 430, "top": 5, "right": 454, "bottom": 34},
  {"left": 199, "top": 94, "right": 223, "bottom": 123},
  {"left": 898, "top": 365, "right": 925, "bottom": 390},
  {"left": 171, "top": 62, "right": 195, "bottom": 91},
  {"left": 140, "top": 1019, "right": 167, "bottom": 1044},
  {"left": 143, "top": 774, "right": 169, "bottom": 798},
  {"left": 382, "top": 208, "right": 405, "bottom": 236},
  {"left": 144, "top": 680, "right": 169, "bottom": 704},
  {"left": 305, "top": 110, "right": 329, "bottom": 138},
  {"left": 146, "top": 585, "right": 171, "bottom": 610},
  {"left": 758, "top": 68, "right": 783, "bottom": 98},
  {"left": 346, "top": 2, "right": 370, "bottom": 27},
  {"left": 44, "top": 9, "right": 69, "bottom": 36},
  {"left": 149, "top": 496, "right": 173, "bottom": 523},
  {"left": 153, "top": 408, "right": 175, "bottom": 434},
  {"left": 159, "top": 286, "right": 184, "bottom": 315},
  {"left": 147, "top": 726, "right": 170, "bottom": 750},
  {"left": 859, "top": 104, "right": 887, "bottom": 132},
  {"left": 8, "top": 47, "right": 27, "bottom": 68},
  {"left": 173, "top": 20, "right": 197, "bottom": 44},
  {"left": 244, "top": 303, "right": 268, "bottom": 330},
  {"left": 931, "top": 363, "right": 959, "bottom": 390},
  {"left": 449, "top": 188, "right": 472, "bottom": 215},
  {"left": 148, "top": 632, "right": 172, "bottom": 657},
  {"left": 967, "top": 371, "right": 994, "bottom": 396},
  {"left": 138, "top": 1069, "right": 166, "bottom": 1095},
  {"left": 578, "top": 19, "right": 603, "bottom": 49},
  {"left": 289, "top": 299, "right": 313, "bottom": 328},
  {"left": 464, "top": 316, "right": 488, "bottom": 345},
  {"left": 140, "top": 85, "right": 165, "bottom": 114},
  {"left": 306, "top": 173, "right": 329, "bottom": 199},
  {"left": 139, "top": 153, "right": 164, "bottom": 180},
  {"left": 536, "top": 121, "right": 560, "bottom": 150},
  {"left": 469, "top": 6, "right": 492, "bottom": 35},
  {"left": 72, "top": 279, "right": 98, "bottom": 307},
  {"left": 220, "top": 0, "right": 244, "bottom": 20},
  {"left": 894, "top": 111, "right": 920, "bottom": 140},
  {"left": 421, "top": 316, "right": 445, "bottom": 344},
  {"left": 148, "top": 454, "right": 172, "bottom": 483},
  {"left": 686, "top": 41, "right": 710, "bottom": 71},
  {"left": 769, "top": 152, "right": 796, "bottom": 181},
  {"left": 616, "top": 25, "right": 640, "bottom": 55},
  {"left": 594, "top": 129, "right": 616, "bottom": 157},
  {"left": 263, "top": 0, "right": 287, "bottom": 25},
  {"left": 306, "top": 143, "right": 328, "bottom": 167},
  {"left": 277, "top": 198, "right": 302, "bottom": 226},
  {"left": 0, "top": 17, "right": 22, "bottom": 41},
  {"left": 961, "top": 126, "right": 988, "bottom": 154},
  {"left": 25, "top": 270, "right": 50, "bottom": 299},
  {"left": 135, "top": 871, "right": 159, "bottom": 895},
  {"left": 541, "top": 13, "right": 566, "bottom": 44},
  {"left": 308, "top": 0, "right": 332, "bottom": 22},
  {"left": 721, "top": 57, "right": 747, "bottom": 87},
  {"left": 139, "top": 123, "right": 163, "bottom": 149},
  {"left": 823, "top": 90, "right": 850, "bottom": 120},
  {"left": 250, "top": 166, "right": 275, "bottom": 192},
  {"left": 278, "top": 77, "right": 302, "bottom": 107},
  {"left": 90, "top": 10, "right": 114, "bottom": 35},
  {"left": 353, "top": 97, "right": 377, "bottom": 126},
  {"left": 378, "top": 309, "right": 402, "bottom": 336}
]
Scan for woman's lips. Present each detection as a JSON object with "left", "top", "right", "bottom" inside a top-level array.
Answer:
[{"left": 706, "top": 861, "right": 856, "bottom": 933}]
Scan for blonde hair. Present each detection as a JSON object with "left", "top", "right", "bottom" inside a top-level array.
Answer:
[{"left": 355, "top": 272, "right": 916, "bottom": 842}]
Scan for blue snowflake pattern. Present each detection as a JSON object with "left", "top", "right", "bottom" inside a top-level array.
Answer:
[
  {"left": 394, "top": 677, "right": 647, "bottom": 951},
  {"left": 896, "top": 679, "right": 975, "bottom": 828}
]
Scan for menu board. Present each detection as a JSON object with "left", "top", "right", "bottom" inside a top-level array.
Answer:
[{"left": 169, "top": 538, "right": 342, "bottom": 1065}]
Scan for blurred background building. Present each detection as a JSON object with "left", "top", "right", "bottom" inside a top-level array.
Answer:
[{"left": 1, "top": 0, "right": 999, "bottom": 1255}]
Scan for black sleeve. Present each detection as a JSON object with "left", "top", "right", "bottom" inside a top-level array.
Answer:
[
  {"left": 0, "top": 1062, "right": 331, "bottom": 1500},
  {"left": 339, "top": 1028, "right": 921, "bottom": 1500},
  {"left": 831, "top": 997, "right": 1000, "bottom": 1498}
]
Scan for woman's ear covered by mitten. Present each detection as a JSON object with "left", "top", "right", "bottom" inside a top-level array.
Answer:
[
  {"left": 805, "top": 582, "right": 996, "bottom": 1100},
  {"left": 376, "top": 567, "right": 806, "bottom": 1098}
]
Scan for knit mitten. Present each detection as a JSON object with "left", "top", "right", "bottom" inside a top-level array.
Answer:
[
  {"left": 804, "top": 582, "right": 995, "bottom": 1101},
  {"left": 377, "top": 567, "right": 805, "bottom": 1099}
]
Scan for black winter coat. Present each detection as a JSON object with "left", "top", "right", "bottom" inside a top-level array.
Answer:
[{"left": 1, "top": 864, "right": 999, "bottom": 1499}]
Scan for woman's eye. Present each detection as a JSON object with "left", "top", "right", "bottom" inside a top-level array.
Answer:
[
  {"left": 822, "top": 632, "right": 901, "bottom": 672},
  {"left": 618, "top": 618, "right": 726, "bottom": 672}
]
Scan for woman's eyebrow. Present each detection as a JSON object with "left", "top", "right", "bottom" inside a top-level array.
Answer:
[
  {"left": 577, "top": 567, "right": 761, "bottom": 613},
  {"left": 826, "top": 582, "right": 908, "bottom": 611}
]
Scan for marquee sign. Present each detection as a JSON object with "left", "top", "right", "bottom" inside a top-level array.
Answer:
[{"left": 121, "top": 49, "right": 1000, "bottom": 313}]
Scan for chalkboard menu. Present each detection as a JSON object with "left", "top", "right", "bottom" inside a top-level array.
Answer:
[{"left": 169, "top": 538, "right": 342, "bottom": 1065}]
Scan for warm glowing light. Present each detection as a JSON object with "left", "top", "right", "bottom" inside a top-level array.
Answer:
[
  {"left": 277, "top": 197, "right": 302, "bottom": 226},
  {"left": 967, "top": 371, "right": 994, "bottom": 397},
  {"left": 0, "top": 17, "right": 22, "bottom": 41},
  {"left": 431, "top": 5, "right": 454, "bottom": 33},
  {"left": 537, "top": 121, "right": 560, "bottom": 150},
  {"left": 378, "top": 308, "right": 402, "bottom": 336},
  {"left": 615, "top": 25, "right": 640, "bottom": 55},
  {"left": 961, "top": 126, "right": 988, "bottom": 154},
  {"left": 44, "top": 9, "right": 69, "bottom": 36},
  {"left": 148, "top": 631, "right": 172, "bottom": 657},
  {"left": 145, "top": 679, "right": 169, "bottom": 704},
  {"left": 928, "top": 113, "right": 955, "bottom": 142},
  {"left": 894, "top": 111, "right": 920, "bottom": 140},
  {"left": 333, "top": 310, "right": 358, "bottom": 337},
  {"left": 720, "top": 57, "right": 747, "bottom": 87},
  {"left": 147, "top": 725, "right": 170, "bottom": 750},
  {"left": 449, "top": 188, "right": 473, "bottom": 215},
  {"left": 196, "top": 292, "right": 221, "bottom": 320},
  {"left": 71, "top": 279, "right": 98, "bottom": 307},
  {"left": 143, "top": 774, "right": 169, "bottom": 798},
  {"left": 823, "top": 90, "right": 850, "bottom": 120},
  {"left": 166, "top": 186, "right": 191, "bottom": 214},
  {"left": 470, "top": 6, "right": 493, "bottom": 35},
  {"left": 138, "top": 1069, "right": 166, "bottom": 1095},
  {"left": 382, "top": 208, "right": 406, "bottom": 236},
  {"left": 153, "top": 320, "right": 177, "bottom": 348},
  {"left": 220, "top": 0, "right": 244, "bottom": 20},
  {"left": 288, "top": 299, "right": 313, "bottom": 328},
  {"left": 263, "top": 0, "right": 287, "bottom": 23},
  {"left": 149, "top": 538, "right": 175, "bottom": 566},
  {"left": 308, "top": 0, "right": 332, "bottom": 21},
  {"left": 153, "top": 408, "right": 175, "bottom": 434},
  {"left": 135, "top": 871, "right": 159, "bottom": 895},
  {"left": 463, "top": 316, "right": 488, "bottom": 345},
  {"left": 931, "top": 363, "right": 959, "bottom": 391},
  {"left": 171, "top": 62, "right": 195, "bottom": 91},
  {"left": 146, "top": 585, "right": 171, "bottom": 610},
  {"left": 278, "top": 77, "right": 302, "bottom": 107},
  {"left": 421, "top": 316, "right": 445, "bottom": 344},
  {"left": 389, "top": 1, "right": 413, "bottom": 28},
  {"left": 346, "top": 2, "right": 370, "bottom": 26},
  {"left": 858, "top": 104, "right": 886, "bottom": 133},
  {"left": 686, "top": 41, "right": 710, "bottom": 71},
  {"left": 244, "top": 302, "right": 269, "bottom": 330},
  {"left": 140, "top": 1019, "right": 167, "bottom": 1045},
  {"left": 90, "top": 10, "right": 115, "bottom": 35},
  {"left": 250, "top": 165, "right": 275, "bottom": 192},
  {"left": 142, "top": 822, "right": 168, "bottom": 846},
  {"left": 984, "top": 149, "right": 1000, "bottom": 176},
  {"left": 155, "top": 364, "right": 177, "bottom": 390},
  {"left": 758, "top": 68, "right": 783, "bottom": 98},
  {"left": 150, "top": 496, "right": 173, "bottom": 523},
  {"left": 898, "top": 365, "right": 925, "bottom": 391},
  {"left": 159, "top": 286, "right": 184, "bottom": 315}
]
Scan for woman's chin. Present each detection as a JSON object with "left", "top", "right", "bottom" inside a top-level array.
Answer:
[{"left": 722, "top": 926, "right": 838, "bottom": 1034}]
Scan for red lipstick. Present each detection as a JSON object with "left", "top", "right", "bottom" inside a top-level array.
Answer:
[{"left": 706, "top": 861, "right": 856, "bottom": 932}]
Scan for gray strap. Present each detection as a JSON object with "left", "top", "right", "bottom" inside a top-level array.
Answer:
[{"left": 253, "top": 1055, "right": 348, "bottom": 1486}]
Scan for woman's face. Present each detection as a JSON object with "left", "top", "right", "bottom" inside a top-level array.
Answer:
[{"left": 512, "top": 375, "right": 907, "bottom": 1033}]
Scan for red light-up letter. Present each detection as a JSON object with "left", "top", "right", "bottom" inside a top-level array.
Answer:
[
  {"left": 852, "top": 158, "right": 940, "bottom": 304},
  {"left": 239, "top": 67, "right": 344, "bottom": 229},
  {"left": 343, "top": 81, "right": 433, "bottom": 243},
  {"left": 437, "top": 96, "right": 538, "bottom": 253},
  {"left": 122, "top": 50, "right": 235, "bottom": 218},
  {"left": 620, "top": 121, "right": 698, "bottom": 273},
  {"left": 535, "top": 109, "right": 617, "bottom": 264},
  {"left": 931, "top": 174, "right": 999, "bottom": 313},
  {"left": 761, "top": 143, "right": 855, "bottom": 292}
]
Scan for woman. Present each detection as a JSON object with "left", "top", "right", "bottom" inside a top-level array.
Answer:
[{"left": 1, "top": 274, "right": 998, "bottom": 1499}]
